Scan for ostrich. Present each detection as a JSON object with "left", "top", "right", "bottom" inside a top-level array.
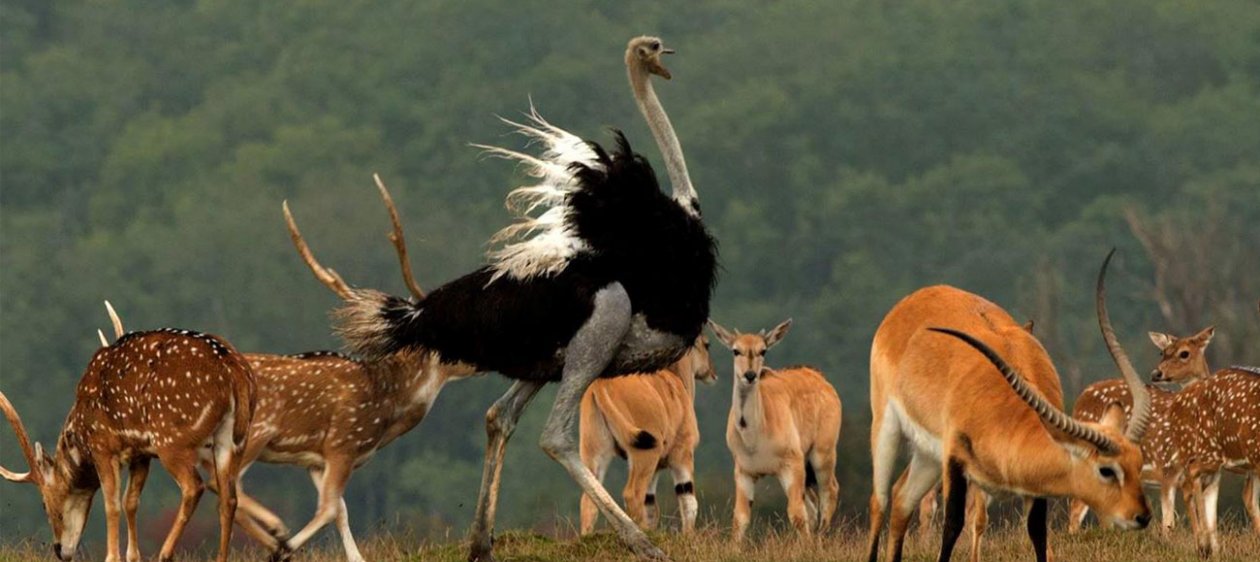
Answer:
[{"left": 328, "top": 36, "right": 714, "bottom": 561}]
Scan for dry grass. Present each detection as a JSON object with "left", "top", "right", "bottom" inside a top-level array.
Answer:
[{"left": 3, "top": 522, "right": 1257, "bottom": 562}]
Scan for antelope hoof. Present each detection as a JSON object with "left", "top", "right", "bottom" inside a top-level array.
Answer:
[{"left": 268, "top": 542, "right": 293, "bottom": 562}]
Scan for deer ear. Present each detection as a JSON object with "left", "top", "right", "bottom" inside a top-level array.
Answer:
[
  {"left": 707, "top": 320, "right": 737, "bottom": 349},
  {"left": 1022, "top": 320, "right": 1035, "bottom": 333},
  {"left": 764, "top": 319, "right": 793, "bottom": 349},
  {"left": 1195, "top": 326, "right": 1215, "bottom": 346},
  {"left": 1099, "top": 403, "right": 1127, "bottom": 433},
  {"left": 1148, "top": 332, "right": 1175, "bottom": 351}
]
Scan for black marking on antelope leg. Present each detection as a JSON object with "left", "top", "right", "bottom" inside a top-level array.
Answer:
[
  {"left": 631, "top": 430, "right": 658, "bottom": 449},
  {"left": 738, "top": 416, "right": 747, "bottom": 428},
  {"left": 938, "top": 458, "right": 968, "bottom": 562},
  {"left": 644, "top": 493, "right": 656, "bottom": 506},
  {"left": 614, "top": 443, "right": 627, "bottom": 460},
  {"left": 805, "top": 462, "right": 818, "bottom": 488},
  {"left": 675, "top": 481, "right": 694, "bottom": 495},
  {"left": 1028, "top": 497, "right": 1049, "bottom": 562}
]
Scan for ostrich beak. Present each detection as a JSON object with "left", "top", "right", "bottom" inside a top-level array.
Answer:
[{"left": 647, "top": 58, "right": 672, "bottom": 80}]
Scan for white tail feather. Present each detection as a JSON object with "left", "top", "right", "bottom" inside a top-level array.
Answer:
[{"left": 476, "top": 105, "right": 604, "bottom": 282}]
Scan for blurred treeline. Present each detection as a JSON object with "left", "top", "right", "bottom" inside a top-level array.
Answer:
[{"left": 2, "top": 0, "right": 1258, "bottom": 550}]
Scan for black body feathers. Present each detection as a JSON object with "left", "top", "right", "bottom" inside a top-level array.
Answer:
[{"left": 337, "top": 132, "right": 717, "bottom": 381}]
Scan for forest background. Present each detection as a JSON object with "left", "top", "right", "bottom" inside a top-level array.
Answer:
[{"left": 2, "top": 0, "right": 1258, "bottom": 550}]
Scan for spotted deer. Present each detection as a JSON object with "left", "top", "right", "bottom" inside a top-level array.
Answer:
[
  {"left": 1, "top": 328, "right": 255, "bottom": 562},
  {"left": 579, "top": 334, "right": 717, "bottom": 535},
  {"left": 866, "top": 252, "right": 1153, "bottom": 562},
  {"left": 222, "top": 176, "right": 478, "bottom": 562},
  {"left": 1141, "top": 326, "right": 1260, "bottom": 556},
  {"left": 708, "top": 319, "right": 843, "bottom": 542},
  {"left": 93, "top": 177, "right": 477, "bottom": 562}
]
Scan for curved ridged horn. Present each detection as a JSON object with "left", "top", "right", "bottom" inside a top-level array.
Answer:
[
  {"left": 929, "top": 327, "right": 1121, "bottom": 455},
  {"left": 0, "top": 391, "right": 44, "bottom": 486},
  {"left": 1096, "top": 249, "right": 1151, "bottom": 442}
]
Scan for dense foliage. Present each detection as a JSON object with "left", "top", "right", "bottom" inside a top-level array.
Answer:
[{"left": 2, "top": 0, "right": 1257, "bottom": 549}]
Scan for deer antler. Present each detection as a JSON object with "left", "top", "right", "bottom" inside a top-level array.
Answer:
[
  {"left": 374, "top": 174, "right": 424, "bottom": 300},
  {"left": 97, "top": 330, "right": 109, "bottom": 347},
  {"left": 104, "top": 300, "right": 124, "bottom": 339},
  {"left": 0, "top": 391, "right": 44, "bottom": 486},
  {"left": 283, "top": 201, "right": 354, "bottom": 300},
  {"left": 1096, "top": 249, "right": 1152, "bottom": 442}
]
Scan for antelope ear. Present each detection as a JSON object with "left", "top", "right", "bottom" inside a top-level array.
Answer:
[
  {"left": 707, "top": 320, "right": 737, "bottom": 349},
  {"left": 1148, "top": 332, "right": 1175, "bottom": 351},
  {"left": 764, "top": 318, "right": 793, "bottom": 349},
  {"left": 1099, "top": 403, "right": 1127, "bottom": 433}
]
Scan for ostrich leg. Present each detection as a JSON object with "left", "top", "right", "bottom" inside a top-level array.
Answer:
[
  {"left": 467, "top": 379, "right": 545, "bottom": 562},
  {"left": 538, "top": 284, "right": 668, "bottom": 561}
]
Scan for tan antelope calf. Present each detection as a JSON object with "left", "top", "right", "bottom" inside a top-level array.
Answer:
[
  {"left": 709, "top": 319, "right": 842, "bottom": 541},
  {"left": 1, "top": 328, "right": 255, "bottom": 562},
  {"left": 866, "top": 253, "right": 1153, "bottom": 562},
  {"left": 1142, "top": 326, "right": 1260, "bottom": 556},
  {"left": 579, "top": 334, "right": 717, "bottom": 534},
  {"left": 222, "top": 177, "right": 477, "bottom": 562}
]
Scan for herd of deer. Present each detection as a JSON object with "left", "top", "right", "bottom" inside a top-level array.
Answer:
[{"left": 2, "top": 35, "right": 1257, "bottom": 562}]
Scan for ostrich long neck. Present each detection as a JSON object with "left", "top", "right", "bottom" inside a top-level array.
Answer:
[{"left": 628, "top": 61, "right": 698, "bottom": 211}]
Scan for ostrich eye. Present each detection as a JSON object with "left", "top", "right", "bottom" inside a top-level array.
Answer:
[{"left": 651, "top": 41, "right": 661, "bottom": 50}]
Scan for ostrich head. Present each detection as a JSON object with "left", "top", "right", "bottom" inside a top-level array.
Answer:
[{"left": 626, "top": 36, "right": 674, "bottom": 79}]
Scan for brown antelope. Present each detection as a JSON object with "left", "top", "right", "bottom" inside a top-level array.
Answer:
[
  {"left": 708, "top": 319, "right": 842, "bottom": 542},
  {"left": 1066, "top": 380, "right": 1181, "bottom": 535},
  {"left": 866, "top": 253, "right": 1153, "bottom": 562},
  {"left": 216, "top": 175, "right": 476, "bottom": 562},
  {"left": 1, "top": 328, "right": 255, "bottom": 562},
  {"left": 915, "top": 321, "right": 1036, "bottom": 560},
  {"left": 1141, "top": 326, "right": 1260, "bottom": 556},
  {"left": 578, "top": 334, "right": 717, "bottom": 535}
]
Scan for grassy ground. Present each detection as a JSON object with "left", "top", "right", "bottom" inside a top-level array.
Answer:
[{"left": 3, "top": 522, "right": 1257, "bottom": 562}]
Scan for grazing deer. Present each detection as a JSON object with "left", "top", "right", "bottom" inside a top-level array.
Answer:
[
  {"left": 1141, "top": 326, "right": 1260, "bottom": 556},
  {"left": 579, "top": 334, "right": 717, "bottom": 535},
  {"left": 1, "top": 328, "right": 255, "bottom": 562},
  {"left": 709, "top": 319, "right": 842, "bottom": 542},
  {"left": 866, "top": 252, "right": 1153, "bottom": 562},
  {"left": 1066, "top": 381, "right": 1181, "bottom": 534},
  {"left": 211, "top": 175, "right": 476, "bottom": 562}
]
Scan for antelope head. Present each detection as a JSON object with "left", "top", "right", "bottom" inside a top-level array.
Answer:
[
  {"left": 677, "top": 334, "right": 718, "bottom": 385},
  {"left": 1148, "top": 326, "right": 1214, "bottom": 384},
  {"left": 1, "top": 392, "right": 96, "bottom": 560},
  {"left": 708, "top": 319, "right": 792, "bottom": 389}
]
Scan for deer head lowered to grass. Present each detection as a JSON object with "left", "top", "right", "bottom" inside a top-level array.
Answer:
[{"left": 2, "top": 323, "right": 255, "bottom": 562}]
